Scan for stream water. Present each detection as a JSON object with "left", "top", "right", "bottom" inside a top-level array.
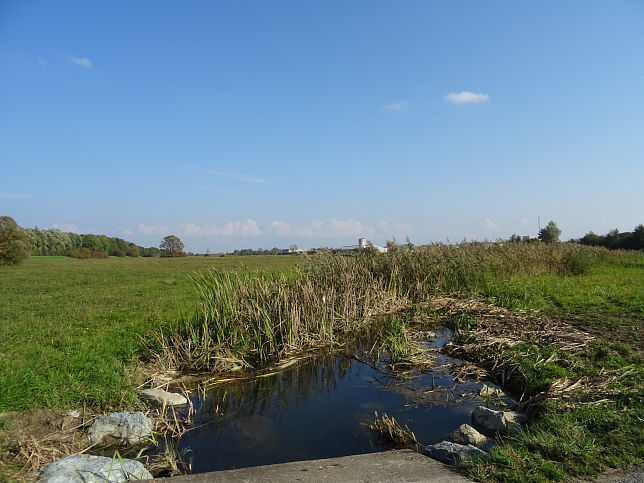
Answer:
[{"left": 167, "top": 328, "right": 513, "bottom": 473}]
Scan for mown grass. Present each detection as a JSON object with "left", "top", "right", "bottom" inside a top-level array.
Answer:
[
  {"left": 481, "top": 256, "right": 644, "bottom": 325},
  {"left": 0, "top": 255, "right": 297, "bottom": 411}
]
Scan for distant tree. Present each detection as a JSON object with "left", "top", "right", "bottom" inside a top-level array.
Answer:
[
  {"left": 0, "top": 216, "right": 32, "bottom": 265},
  {"left": 538, "top": 221, "right": 561, "bottom": 244},
  {"left": 579, "top": 231, "right": 604, "bottom": 247},
  {"left": 126, "top": 244, "right": 140, "bottom": 257},
  {"left": 629, "top": 224, "right": 644, "bottom": 250},
  {"left": 289, "top": 244, "right": 298, "bottom": 253},
  {"left": 141, "top": 246, "right": 161, "bottom": 257},
  {"left": 604, "top": 228, "right": 623, "bottom": 250},
  {"left": 160, "top": 235, "right": 185, "bottom": 257}
]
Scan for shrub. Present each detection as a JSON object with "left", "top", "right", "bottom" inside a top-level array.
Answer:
[
  {"left": 67, "top": 247, "right": 91, "bottom": 259},
  {"left": 90, "top": 250, "right": 108, "bottom": 259}
]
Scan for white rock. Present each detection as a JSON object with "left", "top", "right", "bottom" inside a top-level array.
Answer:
[
  {"left": 89, "top": 412, "right": 153, "bottom": 445},
  {"left": 140, "top": 387, "right": 188, "bottom": 406},
  {"left": 449, "top": 424, "right": 487, "bottom": 448},
  {"left": 38, "top": 454, "right": 152, "bottom": 482}
]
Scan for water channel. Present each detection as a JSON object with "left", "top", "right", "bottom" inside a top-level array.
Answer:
[{"left": 165, "top": 327, "right": 513, "bottom": 473}]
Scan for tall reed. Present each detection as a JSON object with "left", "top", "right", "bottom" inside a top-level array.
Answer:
[{"left": 149, "top": 242, "right": 620, "bottom": 371}]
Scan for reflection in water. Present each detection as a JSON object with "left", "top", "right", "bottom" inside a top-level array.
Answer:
[{"left": 177, "top": 339, "right": 513, "bottom": 473}]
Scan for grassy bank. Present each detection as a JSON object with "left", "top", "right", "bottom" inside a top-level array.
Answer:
[
  {"left": 425, "top": 255, "right": 643, "bottom": 481},
  {"left": 0, "top": 255, "right": 297, "bottom": 411}
]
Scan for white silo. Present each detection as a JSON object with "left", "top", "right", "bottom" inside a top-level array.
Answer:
[{"left": 358, "top": 238, "right": 367, "bottom": 250}]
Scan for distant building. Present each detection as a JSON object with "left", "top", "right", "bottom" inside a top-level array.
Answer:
[{"left": 341, "top": 238, "right": 388, "bottom": 254}]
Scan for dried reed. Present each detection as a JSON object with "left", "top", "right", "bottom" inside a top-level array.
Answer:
[{"left": 367, "top": 411, "right": 419, "bottom": 447}]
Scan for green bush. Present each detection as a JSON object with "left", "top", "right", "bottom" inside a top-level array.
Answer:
[
  {"left": 0, "top": 216, "right": 31, "bottom": 266},
  {"left": 67, "top": 247, "right": 91, "bottom": 259}
]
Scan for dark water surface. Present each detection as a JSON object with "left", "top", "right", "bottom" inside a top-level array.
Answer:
[{"left": 177, "top": 331, "right": 511, "bottom": 473}]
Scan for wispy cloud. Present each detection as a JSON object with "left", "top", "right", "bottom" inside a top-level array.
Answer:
[
  {"left": 193, "top": 168, "right": 270, "bottom": 184},
  {"left": 50, "top": 223, "right": 80, "bottom": 233},
  {"left": 0, "top": 192, "right": 30, "bottom": 199},
  {"left": 37, "top": 56, "right": 48, "bottom": 66},
  {"left": 67, "top": 55, "right": 92, "bottom": 68},
  {"left": 384, "top": 100, "right": 409, "bottom": 112},
  {"left": 445, "top": 91, "right": 490, "bottom": 104},
  {"left": 295, "top": 219, "right": 374, "bottom": 239},
  {"left": 180, "top": 220, "right": 261, "bottom": 237},
  {"left": 137, "top": 223, "right": 170, "bottom": 235},
  {"left": 269, "top": 221, "right": 291, "bottom": 236},
  {"left": 268, "top": 218, "right": 413, "bottom": 242},
  {"left": 137, "top": 220, "right": 262, "bottom": 238}
]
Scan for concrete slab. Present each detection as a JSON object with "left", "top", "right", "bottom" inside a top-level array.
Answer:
[{"left": 148, "top": 450, "right": 471, "bottom": 482}]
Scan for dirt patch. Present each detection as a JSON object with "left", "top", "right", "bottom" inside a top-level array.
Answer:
[{"left": 0, "top": 408, "right": 96, "bottom": 480}]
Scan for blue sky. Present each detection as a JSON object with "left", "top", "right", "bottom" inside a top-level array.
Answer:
[{"left": 2, "top": 1, "right": 643, "bottom": 252}]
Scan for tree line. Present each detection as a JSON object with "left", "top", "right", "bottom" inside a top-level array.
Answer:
[
  {"left": 0, "top": 216, "right": 164, "bottom": 264},
  {"left": 577, "top": 225, "right": 644, "bottom": 251},
  {"left": 24, "top": 227, "right": 145, "bottom": 258}
]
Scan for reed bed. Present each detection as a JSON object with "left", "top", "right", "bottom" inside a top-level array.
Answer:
[{"left": 149, "top": 242, "right": 621, "bottom": 371}]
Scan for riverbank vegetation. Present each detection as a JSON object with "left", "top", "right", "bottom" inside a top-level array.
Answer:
[
  {"left": 150, "top": 242, "right": 626, "bottom": 371},
  {"left": 1, "top": 243, "right": 642, "bottom": 481}
]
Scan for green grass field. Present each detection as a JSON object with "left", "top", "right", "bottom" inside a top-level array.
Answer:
[{"left": 0, "top": 255, "right": 298, "bottom": 410}]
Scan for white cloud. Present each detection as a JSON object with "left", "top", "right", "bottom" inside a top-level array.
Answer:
[
  {"left": 67, "top": 56, "right": 92, "bottom": 68},
  {"left": 216, "top": 220, "right": 261, "bottom": 237},
  {"left": 137, "top": 223, "right": 170, "bottom": 235},
  {"left": 269, "top": 221, "right": 291, "bottom": 236},
  {"left": 51, "top": 223, "right": 79, "bottom": 233},
  {"left": 296, "top": 219, "right": 373, "bottom": 239},
  {"left": 0, "top": 192, "right": 30, "bottom": 199},
  {"left": 445, "top": 91, "right": 490, "bottom": 104},
  {"left": 384, "top": 100, "right": 409, "bottom": 112},
  {"left": 138, "top": 220, "right": 262, "bottom": 238}
]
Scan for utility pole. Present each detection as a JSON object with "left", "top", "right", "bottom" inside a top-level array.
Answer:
[{"left": 538, "top": 216, "right": 541, "bottom": 233}]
